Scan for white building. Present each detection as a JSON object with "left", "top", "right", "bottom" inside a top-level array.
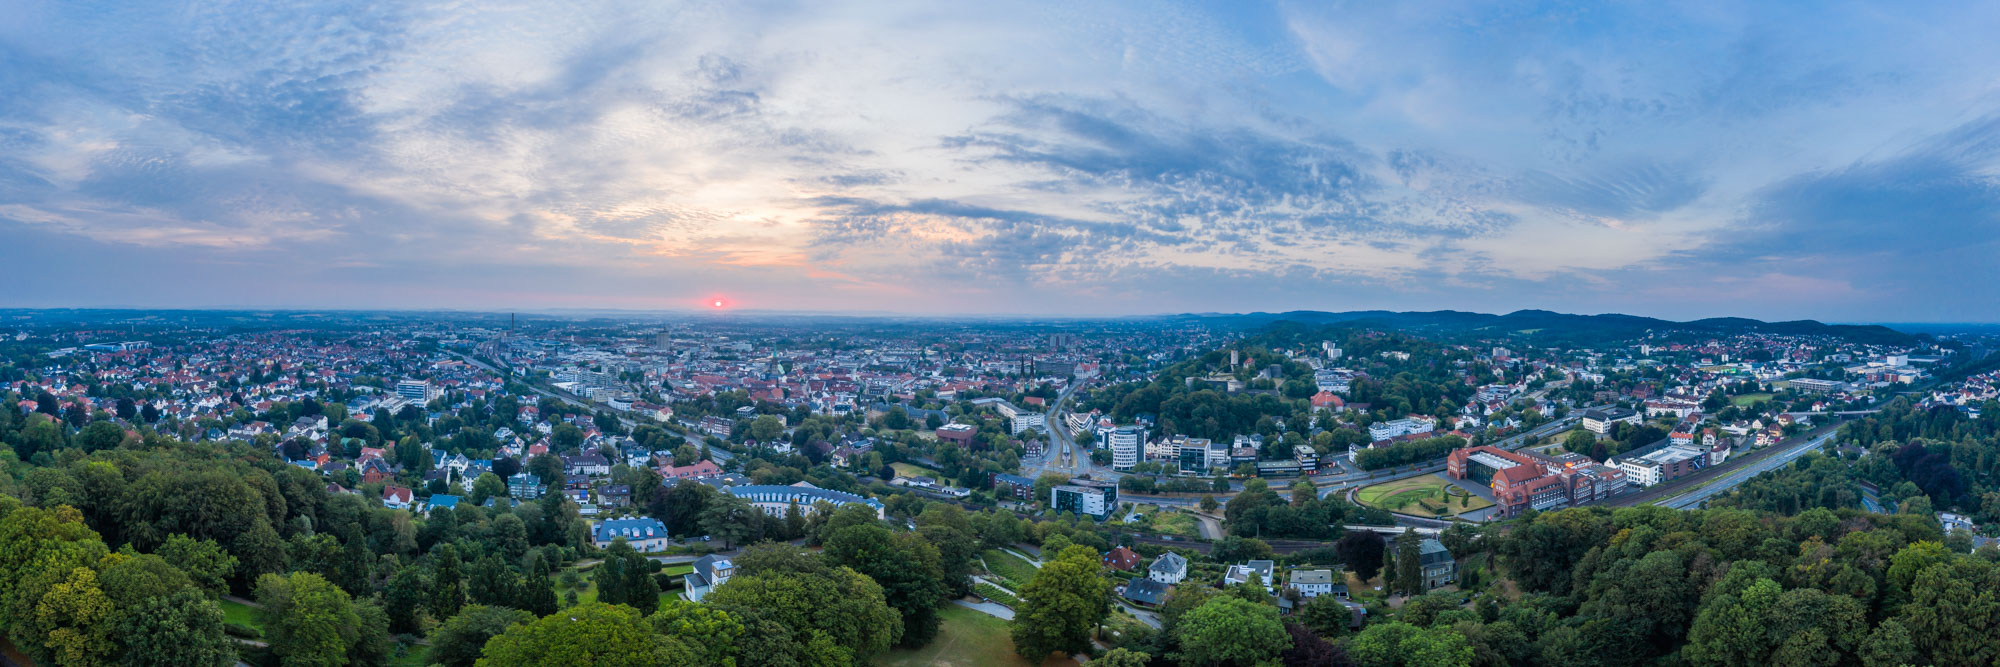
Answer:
[
  {"left": 396, "top": 380, "right": 433, "bottom": 404},
  {"left": 1367, "top": 416, "right": 1436, "bottom": 442},
  {"left": 1107, "top": 426, "right": 1143, "bottom": 472},
  {"left": 1289, "top": 569, "right": 1336, "bottom": 598},
  {"left": 1582, "top": 407, "right": 1641, "bottom": 435},
  {"left": 1010, "top": 411, "right": 1046, "bottom": 434},
  {"left": 1149, "top": 553, "right": 1188, "bottom": 584}
]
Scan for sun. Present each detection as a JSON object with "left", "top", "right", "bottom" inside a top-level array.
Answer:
[{"left": 712, "top": 299, "right": 724, "bottom": 308}]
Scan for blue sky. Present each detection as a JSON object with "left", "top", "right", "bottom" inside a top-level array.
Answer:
[{"left": 2, "top": 1, "right": 1997, "bottom": 321}]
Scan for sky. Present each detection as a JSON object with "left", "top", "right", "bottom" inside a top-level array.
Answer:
[{"left": 2, "top": 1, "right": 1998, "bottom": 322}]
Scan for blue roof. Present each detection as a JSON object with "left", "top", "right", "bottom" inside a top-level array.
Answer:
[
  {"left": 429, "top": 495, "right": 461, "bottom": 509},
  {"left": 594, "top": 517, "right": 668, "bottom": 543}
]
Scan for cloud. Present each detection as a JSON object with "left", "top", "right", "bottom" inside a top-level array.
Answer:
[{"left": 0, "top": 1, "right": 1996, "bottom": 320}]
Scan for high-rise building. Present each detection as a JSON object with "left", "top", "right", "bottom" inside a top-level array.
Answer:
[
  {"left": 1107, "top": 426, "right": 1144, "bottom": 472},
  {"left": 654, "top": 332, "right": 672, "bottom": 350},
  {"left": 396, "top": 380, "right": 432, "bottom": 404}
]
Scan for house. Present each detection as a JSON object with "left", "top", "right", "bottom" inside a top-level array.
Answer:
[
  {"left": 685, "top": 554, "right": 736, "bottom": 603},
  {"left": 382, "top": 485, "right": 413, "bottom": 510},
  {"left": 1149, "top": 553, "right": 1188, "bottom": 584},
  {"left": 591, "top": 517, "right": 670, "bottom": 552},
  {"left": 600, "top": 484, "right": 633, "bottom": 507},
  {"left": 1103, "top": 546, "right": 1142, "bottom": 571},
  {"left": 1288, "top": 569, "right": 1336, "bottom": 598},
  {"left": 1122, "top": 577, "right": 1169, "bottom": 607},
  {"left": 1419, "top": 538, "right": 1456, "bottom": 590},
  {"left": 359, "top": 458, "right": 395, "bottom": 485},
  {"left": 1224, "top": 560, "right": 1276, "bottom": 589}
]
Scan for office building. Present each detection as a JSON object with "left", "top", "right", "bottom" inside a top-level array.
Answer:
[
  {"left": 396, "top": 380, "right": 433, "bottom": 404},
  {"left": 1051, "top": 479, "right": 1117, "bottom": 519},
  {"left": 1107, "top": 426, "right": 1144, "bottom": 471}
]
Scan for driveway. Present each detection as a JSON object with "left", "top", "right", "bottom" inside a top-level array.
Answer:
[{"left": 953, "top": 598, "right": 1016, "bottom": 620}]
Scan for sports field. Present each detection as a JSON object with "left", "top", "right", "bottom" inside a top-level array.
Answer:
[{"left": 1356, "top": 474, "right": 1493, "bottom": 517}]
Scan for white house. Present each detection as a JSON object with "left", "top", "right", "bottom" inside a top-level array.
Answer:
[
  {"left": 1289, "top": 569, "right": 1336, "bottom": 598},
  {"left": 1149, "top": 553, "right": 1188, "bottom": 585}
]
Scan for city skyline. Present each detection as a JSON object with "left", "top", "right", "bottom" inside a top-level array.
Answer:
[{"left": 3, "top": 2, "right": 1999, "bottom": 321}]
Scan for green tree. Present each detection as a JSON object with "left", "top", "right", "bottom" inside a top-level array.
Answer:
[
  {"left": 1170, "top": 596, "right": 1291, "bottom": 666},
  {"left": 1086, "top": 648, "right": 1152, "bottom": 666},
  {"left": 1394, "top": 533, "right": 1423, "bottom": 594},
  {"left": 430, "top": 544, "right": 467, "bottom": 621},
  {"left": 475, "top": 603, "right": 694, "bottom": 667},
  {"left": 1011, "top": 545, "right": 1111, "bottom": 661},
  {"left": 824, "top": 523, "right": 952, "bottom": 646},
  {"left": 649, "top": 600, "right": 744, "bottom": 667},
  {"left": 698, "top": 494, "right": 758, "bottom": 548},
  {"left": 1349, "top": 621, "right": 1472, "bottom": 667},
  {"left": 592, "top": 540, "right": 661, "bottom": 614},
  {"left": 471, "top": 473, "right": 507, "bottom": 505},
  {"left": 256, "top": 572, "right": 361, "bottom": 667},
  {"left": 382, "top": 565, "right": 430, "bottom": 634},
  {"left": 116, "top": 588, "right": 235, "bottom": 667},
  {"left": 429, "top": 605, "right": 534, "bottom": 667},
  {"left": 156, "top": 535, "right": 237, "bottom": 599},
  {"left": 750, "top": 415, "right": 784, "bottom": 442},
  {"left": 703, "top": 544, "right": 900, "bottom": 661}
]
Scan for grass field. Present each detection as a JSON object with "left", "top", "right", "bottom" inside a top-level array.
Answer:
[
  {"left": 1732, "top": 393, "right": 1775, "bottom": 407},
  {"left": 892, "top": 462, "right": 943, "bottom": 479},
  {"left": 560, "top": 566, "right": 683, "bottom": 608},
  {"left": 1543, "top": 428, "right": 1581, "bottom": 445},
  {"left": 981, "top": 549, "right": 1040, "bottom": 591},
  {"left": 875, "top": 605, "right": 1066, "bottom": 667},
  {"left": 1356, "top": 474, "right": 1494, "bottom": 517},
  {"left": 1151, "top": 512, "right": 1199, "bottom": 537},
  {"left": 219, "top": 599, "right": 264, "bottom": 635}
]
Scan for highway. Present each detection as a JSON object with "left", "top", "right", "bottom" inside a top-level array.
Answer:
[{"left": 1655, "top": 431, "right": 1836, "bottom": 509}]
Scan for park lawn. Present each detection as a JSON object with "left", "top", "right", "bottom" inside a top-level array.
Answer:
[
  {"left": 981, "top": 549, "right": 1040, "bottom": 591},
  {"left": 1543, "top": 429, "right": 1581, "bottom": 445},
  {"left": 1732, "top": 393, "right": 1775, "bottom": 407},
  {"left": 892, "top": 462, "right": 942, "bottom": 479},
  {"left": 874, "top": 605, "right": 1064, "bottom": 667},
  {"left": 219, "top": 599, "right": 264, "bottom": 633},
  {"left": 662, "top": 564, "right": 694, "bottom": 577},
  {"left": 1357, "top": 474, "right": 1493, "bottom": 517}
]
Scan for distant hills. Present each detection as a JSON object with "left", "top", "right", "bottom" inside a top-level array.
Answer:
[{"left": 1169, "top": 309, "right": 1919, "bottom": 346}]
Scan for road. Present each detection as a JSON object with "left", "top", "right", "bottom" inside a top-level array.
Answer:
[
  {"left": 1029, "top": 378, "right": 1102, "bottom": 479},
  {"left": 1655, "top": 431, "right": 1837, "bottom": 509}
]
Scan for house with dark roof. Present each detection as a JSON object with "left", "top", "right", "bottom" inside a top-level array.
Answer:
[
  {"left": 1149, "top": 552, "right": 1188, "bottom": 584},
  {"left": 684, "top": 554, "right": 736, "bottom": 602},
  {"left": 1122, "top": 577, "right": 1169, "bottom": 607}
]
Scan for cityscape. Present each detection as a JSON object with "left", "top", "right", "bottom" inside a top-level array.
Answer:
[{"left": 4, "top": 2, "right": 2000, "bottom": 667}]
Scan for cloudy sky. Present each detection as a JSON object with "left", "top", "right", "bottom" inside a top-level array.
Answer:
[{"left": 2, "top": 1, "right": 1998, "bottom": 322}]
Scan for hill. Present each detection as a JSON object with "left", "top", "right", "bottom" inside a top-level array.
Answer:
[{"left": 1165, "top": 309, "right": 1918, "bottom": 346}]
